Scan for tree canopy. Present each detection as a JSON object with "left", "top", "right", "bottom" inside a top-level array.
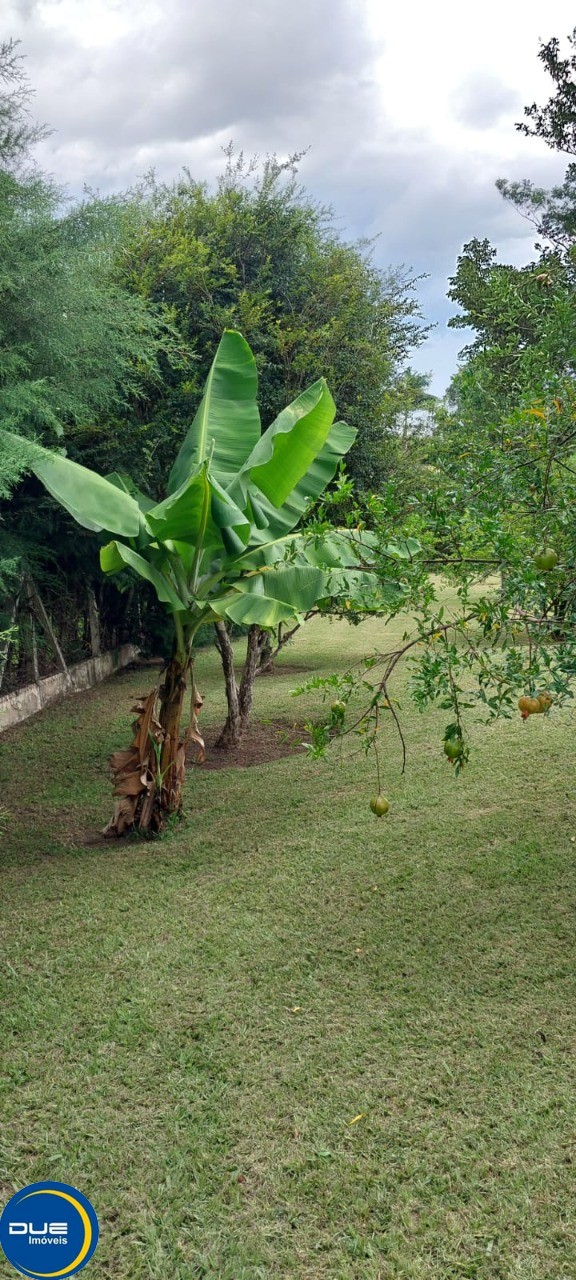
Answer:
[
  {"left": 516, "top": 27, "right": 576, "bottom": 155},
  {"left": 113, "top": 152, "right": 429, "bottom": 492}
]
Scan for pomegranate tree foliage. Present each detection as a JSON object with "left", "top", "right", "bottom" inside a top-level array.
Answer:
[{"left": 301, "top": 384, "right": 576, "bottom": 782}]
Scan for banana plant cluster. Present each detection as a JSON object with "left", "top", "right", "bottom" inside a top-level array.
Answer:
[{"left": 3, "top": 330, "right": 389, "bottom": 835}]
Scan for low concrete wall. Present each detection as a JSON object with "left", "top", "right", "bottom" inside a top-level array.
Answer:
[{"left": 0, "top": 644, "right": 139, "bottom": 733}]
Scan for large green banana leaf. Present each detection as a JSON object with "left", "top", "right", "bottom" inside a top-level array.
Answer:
[
  {"left": 1, "top": 431, "right": 142, "bottom": 536},
  {"left": 211, "top": 564, "right": 328, "bottom": 627},
  {"left": 241, "top": 420, "right": 357, "bottom": 545},
  {"left": 100, "top": 541, "right": 187, "bottom": 611},
  {"left": 238, "top": 379, "right": 336, "bottom": 508},
  {"left": 168, "top": 330, "right": 260, "bottom": 494},
  {"left": 147, "top": 470, "right": 252, "bottom": 566},
  {"left": 222, "top": 531, "right": 388, "bottom": 616},
  {"left": 106, "top": 473, "right": 156, "bottom": 513}
]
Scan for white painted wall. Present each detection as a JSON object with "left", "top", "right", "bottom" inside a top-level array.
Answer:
[{"left": 0, "top": 644, "right": 139, "bottom": 733}]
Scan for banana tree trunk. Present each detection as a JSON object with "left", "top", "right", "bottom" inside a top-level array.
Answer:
[
  {"left": 103, "top": 638, "right": 202, "bottom": 837},
  {"left": 157, "top": 655, "right": 190, "bottom": 813},
  {"left": 215, "top": 622, "right": 264, "bottom": 750}
]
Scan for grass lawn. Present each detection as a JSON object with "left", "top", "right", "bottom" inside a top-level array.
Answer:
[{"left": 2, "top": 601, "right": 576, "bottom": 1278}]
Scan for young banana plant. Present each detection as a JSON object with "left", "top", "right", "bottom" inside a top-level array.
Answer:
[{"left": 2, "top": 330, "right": 384, "bottom": 835}]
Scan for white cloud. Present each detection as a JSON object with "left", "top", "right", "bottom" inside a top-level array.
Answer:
[{"left": 451, "top": 75, "right": 522, "bottom": 129}]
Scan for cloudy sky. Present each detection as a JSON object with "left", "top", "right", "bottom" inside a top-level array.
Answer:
[{"left": 5, "top": 0, "right": 574, "bottom": 391}]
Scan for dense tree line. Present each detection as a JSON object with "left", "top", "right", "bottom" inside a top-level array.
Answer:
[{"left": 0, "top": 40, "right": 173, "bottom": 677}]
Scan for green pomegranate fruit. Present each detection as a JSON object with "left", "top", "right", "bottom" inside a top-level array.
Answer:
[
  {"left": 370, "top": 794, "right": 390, "bottom": 817},
  {"left": 330, "top": 700, "right": 346, "bottom": 716},
  {"left": 443, "top": 737, "right": 463, "bottom": 760},
  {"left": 534, "top": 546, "right": 558, "bottom": 572}
]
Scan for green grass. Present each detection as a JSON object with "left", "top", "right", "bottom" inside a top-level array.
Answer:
[{"left": 2, "top": 605, "right": 576, "bottom": 1278}]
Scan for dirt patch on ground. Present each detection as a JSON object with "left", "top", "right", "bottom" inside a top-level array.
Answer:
[{"left": 190, "top": 718, "right": 311, "bottom": 770}]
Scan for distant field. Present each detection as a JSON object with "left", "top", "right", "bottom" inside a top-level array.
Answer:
[{"left": 1, "top": 602, "right": 576, "bottom": 1279}]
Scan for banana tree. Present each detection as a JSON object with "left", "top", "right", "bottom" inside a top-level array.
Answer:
[{"left": 2, "top": 330, "right": 384, "bottom": 835}]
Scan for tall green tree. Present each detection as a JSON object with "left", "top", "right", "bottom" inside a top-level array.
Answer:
[
  {"left": 382, "top": 368, "right": 436, "bottom": 452},
  {"left": 302, "top": 27, "right": 576, "bottom": 799},
  {"left": 516, "top": 27, "right": 576, "bottom": 155},
  {"left": 116, "top": 152, "right": 429, "bottom": 493},
  {"left": 445, "top": 26, "right": 576, "bottom": 432},
  {"left": 0, "top": 38, "right": 48, "bottom": 169},
  {"left": 443, "top": 233, "right": 576, "bottom": 437},
  {"left": 0, "top": 185, "right": 169, "bottom": 445},
  {"left": 0, "top": 42, "right": 169, "bottom": 452},
  {"left": 0, "top": 42, "right": 181, "bottom": 675}
]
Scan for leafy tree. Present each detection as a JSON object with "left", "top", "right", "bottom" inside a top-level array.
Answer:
[
  {"left": 117, "top": 153, "right": 429, "bottom": 493},
  {"left": 516, "top": 27, "right": 576, "bottom": 155},
  {"left": 496, "top": 168, "right": 576, "bottom": 256},
  {"left": 301, "top": 380, "right": 576, "bottom": 801},
  {"left": 382, "top": 368, "right": 436, "bottom": 452},
  {"left": 445, "top": 22, "right": 576, "bottom": 432},
  {"left": 445, "top": 237, "right": 576, "bottom": 432},
  {"left": 0, "top": 184, "right": 170, "bottom": 445},
  {"left": 301, "top": 30, "right": 576, "bottom": 805},
  {"left": 0, "top": 42, "right": 183, "bottom": 679},
  {"left": 0, "top": 42, "right": 168, "bottom": 453},
  {"left": 0, "top": 38, "right": 48, "bottom": 170}
]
